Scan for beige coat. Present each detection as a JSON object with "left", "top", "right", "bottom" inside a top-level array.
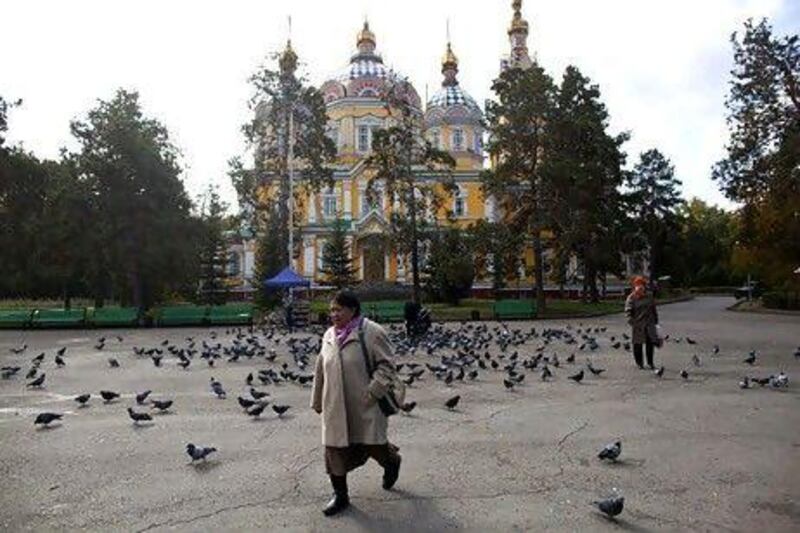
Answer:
[
  {"left": 625, "top": 293, "right": 659, "bottom": 345},
  {"left": 310, "top": 318, "right": 397, "bottom": 448}
]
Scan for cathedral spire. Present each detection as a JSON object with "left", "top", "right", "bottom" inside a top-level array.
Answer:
[
  {"left": 441, "top": 25, "right": 459, "bottom": 87},
  {"left": 506, "top": 0, "right": 532, "bottom": 69},
  {"left": 356, "top": 20, "right": 377, "bottom": 56}
]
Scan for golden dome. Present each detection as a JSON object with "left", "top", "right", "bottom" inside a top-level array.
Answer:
[
  {"left": 357, "top": 21, "right": 375, "bottom": 46},
  {"left": 442, "top": 42, "right": 458, "bottom": 69},
  {"left": 508, "top": 0, "right": 529, "bottom": 34},
  {"left": 279, "top": 39, "right": 298, "bottom": 74}
]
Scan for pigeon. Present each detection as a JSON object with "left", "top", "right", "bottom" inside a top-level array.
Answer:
[
  {"left": 151, "top": 399, "right": 173, "bottom": 412},
  {"left": 27, "top": 373, "right": 46, "bottom": 388},
  {"left": 770, "top": 372, "right": 789, "bottom": 388},
  {"left": 1, "top": 366, "right": 21, "bottom": 379},
  {"left": 587, "top": 362, "right": 606, "bottom": 376},
  {"left": 75, "top": 393, "right": 91, "bottom": 406},
  {"left": 444, "top": 395, "right": 461, "bottom": 410},
  {"left": 598, "top": 441, "right": 622, "bottom": 462},
  {"left": 593, "top": 496, "right": 624, "bottom": 518},
  {"left": 94, "top": 342, "right": 105, "bottom": 351},
  {"left": 34, "top": 412, "right": 62, "bottom": 426},
  {"left": 127, "top": 407, "right": 152, "bottom": 424},
  {"left": 744, "top": 351, "right": 757, "bottom": 365},
  {"left": 272, "top": 404, "right": 291, "bottom": 417},
  {"left": 10, "top": 343, "right": 28, "bottom": 354},
  {"left": 400, "top": 401, "right": 417, "bottom": 414},
  {"left": 503, "top": 378, "right": 515, "bottom": 390},
  {"left": 186, "top": 443, "right": 217, "bottom": 462},
  {"left": 26, "top": 367, "right": 38, "bottom": 379},
  {"left": 177, "top": 358, "right": 190, "bottom": 370},
  {"left": 136, "top": 390, "right": 152, "bottom": 405},
  {"left": 100, "top": 390, "right": 120, "bottom": 402},
  {"left": 686, "top": 337, "right": 697, "bottom": 345},
  {"left": 108, "top": 358, "right": 120, "bottom": 368},
  {"left": 540, "top": 366, "right": 553, "bottom": 381},
  {"left": 250, "top": 388, "right": 269, "bottom": 400},
  {"left": 247, "top": 403, "right": 268, "bottom": 417},
  {"left": 713, "top": 344, "right": 720, "bottom": 355},
  {"left": 55, "top": 355, "right": 66, "bottom": 367},
  {"left": 568, "top": 370, "right": 584, "bottom": 383},
  {"left": 246, "top": 372, "right": 254, "bottom": 386},
  {"left": 692, "top": 354, "right": 702, "bottom": 367},
  {"left": 32, "top": 352, "right": 45, "bottom": 364},
  {"left": 238, "top": 396, "right": 257, "bottom": 409},
  {"left": 151, "top": 355, "right": 163, "bottom": 367},
  {"left": 739, "top": 376, "right": 750, "bottom": 389},
  {"left": 654, "top": 366, "right": 665, "bottom": 378},
  {"left": 210, "top": 378, "right": 226, "bottom": 399},
  {"left": 680, "top": 369, "right": 689, "bottom": 380}
]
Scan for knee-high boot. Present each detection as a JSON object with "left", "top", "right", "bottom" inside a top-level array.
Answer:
[{"left": 323, "top": 475, "right": 349, "bottom": 516}]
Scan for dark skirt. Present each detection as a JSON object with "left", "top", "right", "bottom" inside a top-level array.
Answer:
[{"left": 325, "top": 443, "right": 400, "bottom": 477}]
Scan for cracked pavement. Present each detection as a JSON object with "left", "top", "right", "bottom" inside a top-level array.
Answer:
[{"left": 1, "top": 296, "right": 799, "bottom": 531}]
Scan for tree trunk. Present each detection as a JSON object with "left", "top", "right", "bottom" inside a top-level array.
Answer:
[
  {"left": 409, "top": 188, "right": 420, "bottom": 304},
  {"left": 532, "top": 227, "right": 546, "bottom": 313}
]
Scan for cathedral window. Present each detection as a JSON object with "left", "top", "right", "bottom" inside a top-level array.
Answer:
[
  {"left": 429, "top": 129, "right": 440, "bottom": 149},
  {"left": 323, "top": 191, "right": 337, "bottom": 219},
  {"left": 357, "top": 125, "right": 369, "bottom": 152},
  {"left": 454, "top": 186, "right": 467, "bottom": 217},
  {"left": 452, "top": 128, "right": 464, "bottom": 151}
]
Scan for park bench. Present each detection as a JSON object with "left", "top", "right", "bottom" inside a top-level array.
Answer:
[
  {"left": 0, "top": 309, "right": 35, "bottom": 329},
  {"left": 156, "top": 305, "right": 209, "bottom": 327},
  {"left": 88, "top": 306, "right": 140, "bottom": 327},
  {"left": 493, "top": 299, "right": 537, "bottom": 320},
  {"left": 31, "top": 308, "right": 87, "bottom": 328},
  {"left": 363, "top": 301, "right": 406, "bottom": 323},
  {"left": 208, "top": 304, "right": 254, "bottom": 326}
]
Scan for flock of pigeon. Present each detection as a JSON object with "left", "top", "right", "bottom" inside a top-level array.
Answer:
[{"left": 2, "top": 320, "right": 797, "bottom": 522}]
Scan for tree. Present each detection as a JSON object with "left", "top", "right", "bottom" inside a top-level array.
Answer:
[
  {"left": 365, "top": 80, "right": 456, "bottom": 303},
  {"left": 546, "top": 66, "right": 630, "bottom": 301},
  {"left": 233, "top": 41, "right": 336, "bottom": 301},
  {"left": 197, "top": 185, "right": 230, "bottom": 305},
  {"left": 423, "top": 226, "right": 475, "bottom": 305},
  {"left": 627, "top": 149, "right": 684, "bottom": 281},
  {"left": 319, "top": 218, "right": 356, "bottom": 289},
  {"left": 70, "top": 89, "right": 199, "bottom": 310},
  {"left": 469, "top": 219, "right": 525, "bottom": 292},
  {"left": 713, "top": 19, "right": 800, "bottom": 288},
  {"left": 482, "top": 64, "right": 558, "bottom": 312}
]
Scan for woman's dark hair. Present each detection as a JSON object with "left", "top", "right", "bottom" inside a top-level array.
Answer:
[{"left": 332, "top": 289, "right": 361, "bottom": 316}]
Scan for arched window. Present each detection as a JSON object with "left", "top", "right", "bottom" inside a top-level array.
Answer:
[
  {"left": 452, "top": 128, "right": 464, "bottom": 151},
  {"left": 454, "top": 186, "right": 467, "bottom": 217},
  {"left": 428, "top": 129, "right": 440, "bottom": 149}
]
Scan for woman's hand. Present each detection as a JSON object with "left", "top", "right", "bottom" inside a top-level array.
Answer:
[{"left": 362, "top": 390, "right": 376, "bottom": 408}]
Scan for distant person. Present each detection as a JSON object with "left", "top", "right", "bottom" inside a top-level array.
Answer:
[
  {"left": 624, "top": 276, "right": 660, "bottom": 369},
  {"left": 311, "top": 290, "right": 401, "bottom": 516},
  {"left": 404, "top": 300, "right": 421, "bottom": 338}
]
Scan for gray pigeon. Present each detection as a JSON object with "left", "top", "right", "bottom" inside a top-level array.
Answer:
[
  {"left": 593, "top": 496, "right": 624, "bottom": 518},
  {"left": 598, "top": 441, "right": 622, "bottom": 462},
  {"left": 186, "top": 443, "right": 217, "bottom": 462}
]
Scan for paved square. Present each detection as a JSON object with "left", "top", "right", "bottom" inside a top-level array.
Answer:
[{"left": 1, "top": 297, "right": 798, "bottom": 531}]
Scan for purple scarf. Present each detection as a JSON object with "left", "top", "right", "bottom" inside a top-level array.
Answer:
[{"left": 335, "top": 316, "right": 362, "bottom": 348}]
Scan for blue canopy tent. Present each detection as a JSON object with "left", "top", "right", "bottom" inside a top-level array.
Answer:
[{"left": 264, "top": 267, "right": 311, "bottom": 289}]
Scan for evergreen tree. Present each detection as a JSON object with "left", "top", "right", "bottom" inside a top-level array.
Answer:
[
  {"left": 547, "top": 66, "right": 630, "bottom": 301},
  {"left": 70, "top": 89, "right": 199, "bottom": 310},
  {"left": 319, "top": 218, "right": 356, "bottom": 289},
  {"left": 423, "top": 226, "right": 475, "bottom": 305},
  {"left": 627, "top": 149, "right": 684, "bottom": 282},
  {"left": 713, "top": 18, "right": 799, "bottom": 287},
  {"left": 365, "top": 80, "right": 456, "bottom": 303},
  {"left": 482, "top": 64, "right": 558, "bottom": 312},
  {"left": 469, "top": 220, "right": 525, "bottom": 292},
  {"left": 232, "top": 40, "right": 336, "bottom": 300},
  {"left": 197, "top": 185, "right": 230, "bottom": 305}
]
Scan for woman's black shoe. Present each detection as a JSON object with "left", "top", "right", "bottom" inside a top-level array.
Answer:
[
  {"left": 382, "top": 456, "right": 401, "bottom": 490},
  {"left": 323, "top": 475, "right": 349, "bottom": 516}
]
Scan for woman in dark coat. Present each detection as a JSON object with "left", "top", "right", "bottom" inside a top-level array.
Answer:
[
  {"left": 310, "top": 290, "right": 401, "bottom": 516},
  {"left": 624, "top": 276, "right": 660, "bottom": 369}
]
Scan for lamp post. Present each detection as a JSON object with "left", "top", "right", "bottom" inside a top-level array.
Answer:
[{"left": 286, "top": 104, "right": 295, "bottom": 305}]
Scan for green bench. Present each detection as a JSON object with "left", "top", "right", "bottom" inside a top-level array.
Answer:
[
  {"left": 156, "top": 305, "right": 209, "bottom": 327},
  {"left": 208, "top": 304, "right": 254, "bottom": 325},
  {"left": 363, "top": 301, "right": 407, "bottom": 323},
  {"left": 0, "top": 309, "right": 35, "bottom": 329},
  {"left": 493, "top": 299, "right": 537, "bottom": 320},
  {"left": 31, "top": 308, "right": 87, "bottom": 328},
  {"left": 88, "top": 307, "right": 140, "bottom": 327}
]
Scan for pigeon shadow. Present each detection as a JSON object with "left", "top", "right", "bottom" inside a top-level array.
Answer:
[
  {"left": 605, "top": 458, "right": 646, "bottom": 469},
  {"left": 189, "top": 459, "right": 221, "bottom": 472},
  {"left": 152, "top": 410, "right": 175, "bottom": 416},
  {"left": 36, "top": 424, "right": 62, "bottom": 431},
  {"left": 131, "top": 422, "right": 156, "bottom": 431},
  {"left": 592, "top": 513, "right": 654, "bottom": 533}
]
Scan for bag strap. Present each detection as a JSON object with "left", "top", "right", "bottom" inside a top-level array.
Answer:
[{"left": 358, "top": 322, "right": 374, "bottom": 378}]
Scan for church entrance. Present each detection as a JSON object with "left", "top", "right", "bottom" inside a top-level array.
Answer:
[{"left": 360, "top": 235, "right": 385, "bottom": 282}]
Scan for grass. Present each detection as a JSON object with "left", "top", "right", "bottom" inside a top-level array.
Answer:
[{"left": 0, "top": 298, "right": 101, "bottom": 310}]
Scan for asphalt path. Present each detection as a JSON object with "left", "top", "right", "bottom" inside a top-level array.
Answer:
[{"left": 0, "top": 296, "right": 798, "bottom": 532}]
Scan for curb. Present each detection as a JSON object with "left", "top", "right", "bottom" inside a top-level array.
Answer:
[{"left": 727, "top": 301, "right": 800, "bottom": 316}]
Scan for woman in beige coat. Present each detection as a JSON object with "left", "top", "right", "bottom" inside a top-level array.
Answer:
[
  {"left": 310, "top": 290, "right": 401, "bottom": 516},
  {"left": 624, "top": 276, "right": 660, "bottom": 369}
]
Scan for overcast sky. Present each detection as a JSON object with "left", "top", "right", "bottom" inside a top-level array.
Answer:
[{"left": 2, "top": 0, "right": 797, "bottom": 211}]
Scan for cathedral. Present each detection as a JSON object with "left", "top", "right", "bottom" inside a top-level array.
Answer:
[{"left": 225, "top": 0, "right": 645, "bottom": 295}]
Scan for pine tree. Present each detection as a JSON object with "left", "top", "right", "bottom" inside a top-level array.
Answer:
[
  {"left": 482, "top": 64, "right": 558, "bottom": 312},
  {"left": 197, "top": 185, "right": 230, "bottom": 305},
  {"left": 365, "top": 80, "right": 456, "bottom": 303},
  {"left": 319, "top": 218, "right": 356, "bottom": 289},
  {"left": 627, "top": 149, "right": 684, "bottom": 282}
]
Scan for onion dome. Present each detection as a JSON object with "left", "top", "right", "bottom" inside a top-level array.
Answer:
[
  {"left": 320, "top": 21, "right": 420, "bottom": 107},
  {"left": 279, "top": 39, "right": 298, "bottom": 75},
  {"left": 425, "top": 41, "right": 482, "bottom": 128}
]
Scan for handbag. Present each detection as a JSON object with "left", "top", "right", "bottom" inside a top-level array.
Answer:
[{"left": 358, "top": 324, "right": 405, "bottom": 417}]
